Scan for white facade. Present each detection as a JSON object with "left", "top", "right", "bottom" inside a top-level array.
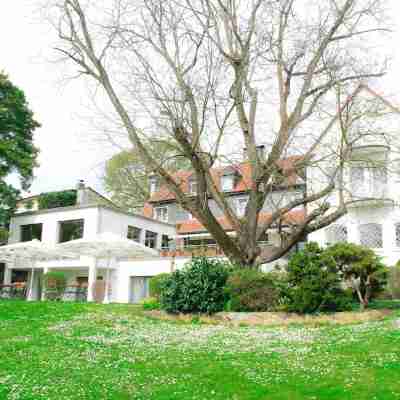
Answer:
[{"left": 4, "top": 205, "right": 178, "bottom": 303}]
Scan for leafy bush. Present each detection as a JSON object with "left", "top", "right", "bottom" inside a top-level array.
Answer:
[
  {"left": 284, "top": 242, "right": 352, "bottom": 313},
  {"left": 38, "top": 190, "right": 77, "bottom": 210},
  {"left": 225, "top": 269, "right": 281, "bottom": 312},
  {"left": 43, "top": 271, "right": 66, "bottom": 301},
  {"left": 325, "top": 242, "right": 388, "bottom": 309},
  {"left": 387, "top": 262, "right": 400, "bottom": 299},
  {"left": 149, "top": 273, "right": 170, "bottom": 299},
  {"left": 160, "top": 257, "right": 229, "bottom": 314},
  {"left": 141, "top": 297, "right": 161, "bottom": 310}
]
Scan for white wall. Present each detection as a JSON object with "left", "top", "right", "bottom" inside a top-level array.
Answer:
[
  {"left": 115, "top": 257, "right": 190, "bottom": 303},
  {"left": 98, "top": 207, "right": 176, "bottom": 248},
  {"left": 9, "top": 207, "right": 100, "bottom": 245},
  {"left": 309, "top": 204, "right": 400, "bottom": 266}
]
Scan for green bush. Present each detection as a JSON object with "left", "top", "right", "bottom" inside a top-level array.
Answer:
[
  {"left": 149, "top": 273, "right": 170, "bottom": 299},
  {"left": 325, "top": 242, "right": 388, "bottom": 309},
  {"left": 387, "top": 262, "right": 400, "bottom": 299},
  {"left": 225, "top": 269, "right": 281, "bottom": 312},
  {"left": 160, "top": 257, "right": 229, "bottom": 314},
  {"left": 141, "top": 297, "right": 161, "bottom": 310},
  {"left": 284, "top": 242, "right": 353, "bottom": 314},
  {"left": 38, "top": 190, "right": 77, "bottom": 210}
]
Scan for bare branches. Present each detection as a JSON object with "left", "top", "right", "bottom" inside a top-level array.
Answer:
[{"left": 48, "top": 0, "right": 393, "bottom": 267}]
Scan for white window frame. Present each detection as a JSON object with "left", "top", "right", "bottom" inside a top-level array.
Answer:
[
  {"left": 149, "top": 177, "right": 159, "bottom": 195},
  {"left": 154, "top": 206, "right": 168, "bottom": 222},
  {"left": 221, "top": 174, "right": 235, "bottom": 192},
  {"left": 359, "top": 223, "right": 383, "bottom": 249},
  {"left": 236, "top": 196, "right": 248, "bottom": 217},
  {"left": 189, "top": 179, "right": 197, "bottom": 195},
  {"left": 350, "top": 165, "right": 387, "bottom": 199},
  {"left": 395, "top": 223, "right": 400, "bottom": 247}
]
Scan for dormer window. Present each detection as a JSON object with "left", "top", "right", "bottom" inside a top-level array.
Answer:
[
  {"left": 149, "top": 176, "right": 159, "bottom": 195},
  {"left": 189, "top": 178, "right": 198, "bottom": 195},
  {"left": 154, "top": 206, "right": 168, "bottom": 222},
  {"left": 221, "top": 173, "right": 235, "bottom": 192},
  {"left": 236, "top": 196, "right": 248, "bottom": 217}
]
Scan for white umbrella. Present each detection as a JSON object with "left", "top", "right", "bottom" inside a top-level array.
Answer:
[
  {"left": 57, "top": 232, "right": 159, "bottom": 303},
  {"left": 0, "top": 240, "right": 70, "bottom": 300}
]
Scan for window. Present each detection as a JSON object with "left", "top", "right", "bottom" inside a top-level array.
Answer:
[
  {"left": 258, "top": 232, "right": 269, "bottom": 244},
  {"left": 149, "top": 176, "right": 159, "bottom": 195},
  {"left": 350, "top": 166, "right": 366, "bottom": 197},
  {"left": 154, "top": 206, "right": 168, "bottom": 222},
  {"left": 145, "top": 230, "right": 158, "bottom": 249},
  {"left": 58, "top": 219, "right": 84, "bottom": 243},
  {"left": 395, "top": 223, "right": 400, "bottom": 247},
  {"left": 359, "top": 223, "right": 383, "bottom": 248},
  {"left": 20, "top": 223, "right": 42, "bottom": 242},
  {"left": 161, "top": 235, "right": 170, "bottom": 250},
  {"left": 221, "top": 174, "right": 235, "bottom": 192},
  {"left": 326, "top": 224, "right": 348, "bottom": 244},
  {"left": 236, "top": 197, "right": 248, "bottom": 217},
  {"left": 372, "top": 167, "right": 387, "bottom": 197},
  {"left": 350, "top": 165, "right": 387, "bottom": 199},
  {"left": 189, "top": 179, "right": 198, "bottom": 195},
  {"left": 127, "top": 226, "right": 141, "bottom": 242}
]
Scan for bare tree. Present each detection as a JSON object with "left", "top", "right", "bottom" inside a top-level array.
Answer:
[{"left": 47, "top": 0, "right": 396, "bottom": 267}]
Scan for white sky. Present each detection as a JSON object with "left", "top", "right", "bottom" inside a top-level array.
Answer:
[{"left": 1, "top": 0, "right": 400, "bottom": 197}]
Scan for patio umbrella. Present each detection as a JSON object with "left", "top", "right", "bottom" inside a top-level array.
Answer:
[
  {"left": 56, "top": 232, "right": 159, "bottom": 303},
  {"left": 0, "top": 240, "right": 70, "bottom": 300}
]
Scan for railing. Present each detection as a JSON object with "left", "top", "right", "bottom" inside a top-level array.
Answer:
[
  {"left": 159, "top": 241, "right": 274, "bottom": 258},
  {"left": 44, "top": 285, "right": 88, "bottom": 302},
  {"left": 0, "top": 284, "right": 27, "bottom": 299}
]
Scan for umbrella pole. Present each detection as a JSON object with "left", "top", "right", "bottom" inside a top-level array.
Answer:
[
  {"left": 28, "top": 259, "right": 35, "bottom": 301},
  {"left": 103, "top": 255, "right": 111, "bottom": 304}
]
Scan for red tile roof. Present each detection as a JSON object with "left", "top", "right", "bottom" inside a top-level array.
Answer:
[
  {"left": 148, "top": 156, "right": 303, "bottom": 203},
  {"left": 176, "top": 209, "right": 306, "bottom": 234}
]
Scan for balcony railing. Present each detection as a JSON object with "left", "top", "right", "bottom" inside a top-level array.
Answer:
[{"left": 159, "top": 241, "right": 274, "bottom": 258}]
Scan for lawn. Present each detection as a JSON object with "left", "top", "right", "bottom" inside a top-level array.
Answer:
[{"left": 0, "top": 301, "right": 399, "bottom": 400}]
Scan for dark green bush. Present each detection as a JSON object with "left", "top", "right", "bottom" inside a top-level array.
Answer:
[
  {"left": 284, "top": 242, "right": 352, "bottom": 313},
  {"left": 160, "top": 257, "right": 229, "bottom": 314},
  {"left": 325, "top": 242, "right": 388, "bottom": 309},
  {"left": 225, "top": 269, "right": 281, "bottom": 311},
  {"left": 149, "top": 273, "right": 170, "bottom": 299}
]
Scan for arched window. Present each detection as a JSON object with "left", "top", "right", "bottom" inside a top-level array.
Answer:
[
  {"left": 359, "top": 223, "right": 383, "bottom": 248},
  {"left": 326, "top": 224, "right": 347, "bottom": 244}
]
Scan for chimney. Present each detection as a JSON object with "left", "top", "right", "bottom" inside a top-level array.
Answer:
[{"left": 76, "top": 179, "right": 87, "bottom": 205}]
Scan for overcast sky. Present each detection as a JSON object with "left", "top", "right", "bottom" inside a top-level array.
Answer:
[{"left": 1, "top": 0, "right": 400, "bottom": 197}]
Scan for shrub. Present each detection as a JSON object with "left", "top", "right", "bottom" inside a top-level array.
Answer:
[
  {"left": 225, "top": 269, "right": 281, "bottom": 311},
  {"left": 325, "top": 242, "right": 388, "bottom": 310},
  {"left": 149, "top": 273, "right": 170, "bottom": 299},
  {"left": 284, "top": 242, "right": 352, "bottom": 314},
  {"left": 43, "top": 271, "right": 66, "bottom": 301},
  {"left": 38, "top": 190, "right": 77, "bottom": 210},
  {"left": 387, "top": 262, "right": 400, "bottom": 299},
  {"left": 160, "top": 257, "right": 229, "bottom": 314},
  {"left": 141, "top": 297, "right": 161, "bottom": 310}
]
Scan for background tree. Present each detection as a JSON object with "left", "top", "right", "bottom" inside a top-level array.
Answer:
[
  {"left": 104, "top": 141, "right": 190, "bottom": 212},
  {"left": 49, "top": 0, "right": 394, "bottom": 267},
  {"left": 0, "top": 72, "right": 40, "bottom": 231}
]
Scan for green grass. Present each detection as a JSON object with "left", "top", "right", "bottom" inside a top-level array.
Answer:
[{"left": 0, "top": 301, "right": 400, "bottom": 400}]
